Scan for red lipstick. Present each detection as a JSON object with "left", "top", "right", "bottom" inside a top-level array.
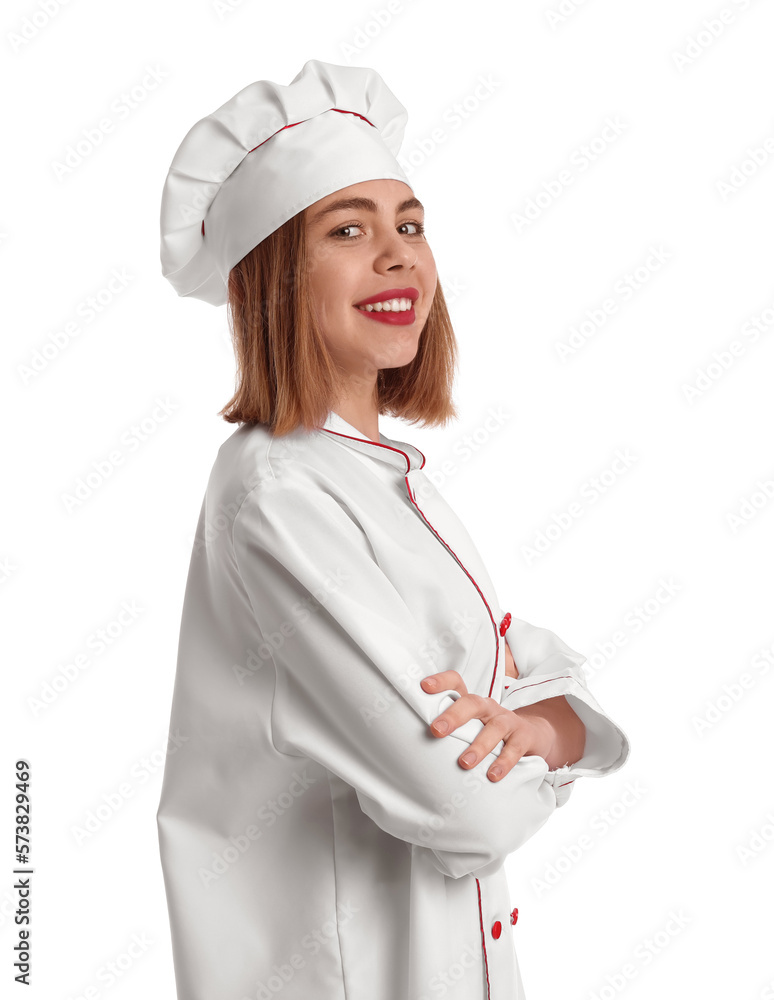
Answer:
[
  {"left": 354, "top": 287, "right": 419, "bottom": 307},
  {"left": 353, "top": 287, "right": 418, "bottom": 326}
]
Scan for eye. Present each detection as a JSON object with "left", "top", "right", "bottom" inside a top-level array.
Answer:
[
  {"left": 328, "top": 219, "right": 427, "bottom": 240},
  {"left": 330, "top": 222, "right": 366, "bottom": 239}
]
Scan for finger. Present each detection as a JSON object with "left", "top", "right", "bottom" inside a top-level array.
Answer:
[
  {"left": 484, "top": 744, "right": 530, "bottom": 781},
  {"left": 428, "top": 694, "right": 485, "bottom": 738},
  {"left": 420, "top": 670, "right": 467, "bottom": 696},
  {"left": 453, "top": 714, "right": 514, "bottom": 766}
]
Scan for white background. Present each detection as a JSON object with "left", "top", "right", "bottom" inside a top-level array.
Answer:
[{"left": 3, "top": 1, "right": 774, "bottom": 998}]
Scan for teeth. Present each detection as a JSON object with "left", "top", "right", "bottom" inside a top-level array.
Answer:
[{"left": 356, "top": 297, "right": 414, "bottom": 313}]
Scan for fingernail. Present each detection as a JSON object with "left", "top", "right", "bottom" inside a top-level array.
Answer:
[
  {"left": 433, "top": 720, "right": 449, "bottom": 734},
  {"left": 489, "top": 766, "right": 503, "bottom": 779},
  {"left": 460, "top": 752, "right": 476, "bottom": 766},
  {"left": 423, "top": 677, "right": 437, "bottom": 687}
]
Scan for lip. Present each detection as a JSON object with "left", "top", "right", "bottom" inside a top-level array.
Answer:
[
  {"left": 353, "top": 287, "right": 419, "bottom": 307},
  {"left": 354, "top": 305, "right": 415, "bottom": 326}
]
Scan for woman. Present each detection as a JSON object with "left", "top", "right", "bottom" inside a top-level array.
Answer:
[{"left": 156, "top": 59, "right": 630, "bottom": 1000}]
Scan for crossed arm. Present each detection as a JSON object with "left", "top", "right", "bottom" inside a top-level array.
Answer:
[{"left": 420, "top": 637, "right": 587, "bottom": 781}]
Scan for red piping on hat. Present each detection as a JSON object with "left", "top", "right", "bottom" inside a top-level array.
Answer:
[
  {"left": 200, "top": 109, "right": 376, "bottom": 239},
  {"left": 331, "top": 108, "right": 376, "bottom": 126},
  {"left": 249, "top": 108, "right": 375, "bottom": 153}
]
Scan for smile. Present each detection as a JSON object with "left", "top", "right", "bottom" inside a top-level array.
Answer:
[
  {"left": 356, "top": 298, "right": 413, "bottom": 313},
  {"left": 354, "top": 297, "right": 416, "bottom": 326}
]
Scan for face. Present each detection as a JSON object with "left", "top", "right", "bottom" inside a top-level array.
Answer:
[{"left": 304, "top": 178, "right": 437, "bottom": 380}]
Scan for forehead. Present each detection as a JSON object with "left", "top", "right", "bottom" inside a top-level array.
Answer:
[{"left": 307, "top": 180, "right": 422, "bottom": 226}]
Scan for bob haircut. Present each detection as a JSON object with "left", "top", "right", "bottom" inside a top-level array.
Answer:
[{"left": 219, "top": 205, "right": 459, "bottom": 437}]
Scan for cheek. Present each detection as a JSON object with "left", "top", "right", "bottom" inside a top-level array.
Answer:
[
  {"left": 308, "top": 275, "right": 339, "bottom": 323},
  {"left": 417, "top": 253, "right": 437, "bottom": 296},
  {"left": 310, "top": 263, "right": 353, "bottom": 311}
]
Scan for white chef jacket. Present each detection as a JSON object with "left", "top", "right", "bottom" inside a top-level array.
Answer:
[{"left": 156, "top": 409, "right": 631, "bottom": 1000}]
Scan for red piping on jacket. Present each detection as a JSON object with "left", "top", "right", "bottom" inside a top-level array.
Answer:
[
  {"left": 475, "top": 878, "right": 493, "bottom": 1000},
  {"left": 406, "top": 466, "right": 501, "bottom": 999},
  {"left": 320, "top": 427, "right": 502, "bottom": 697},
  {"left": 404, "top": 472, "right": 502, "bottom": 699},
  {"left": 512, "top": 674, "right": 574, "bottom": 692},
  {"left": 323, "top": 426, "right": 503, "bottom": 998},
  {"left": 320, "top": 427, "right": 427, "bottom": 470},
  {"left": 504, "top": 674, "right": 578, "bottom": 789}
]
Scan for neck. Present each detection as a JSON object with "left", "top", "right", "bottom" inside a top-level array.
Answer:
[{"left": 331, "top": 377, "right": 380, "bottom": 443}]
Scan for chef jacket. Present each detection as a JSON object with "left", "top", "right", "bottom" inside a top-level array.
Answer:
[{"left": 156, "top": 409, "right": 631, "bottom": 1000}]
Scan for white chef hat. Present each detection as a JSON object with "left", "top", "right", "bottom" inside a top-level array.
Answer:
[{"left": 159, "top": 58, "right": 414, "bottom": 307}]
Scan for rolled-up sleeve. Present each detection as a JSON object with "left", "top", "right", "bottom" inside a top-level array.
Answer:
[
  {"left": 500, "top": 616, "right": 631, "bottom": 807},
  {"left": 233, "top": 481, "right": 565, "bottom": 879}
]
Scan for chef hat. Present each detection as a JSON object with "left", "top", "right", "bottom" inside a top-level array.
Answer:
[{"left": 159, "top": 58, "right": 414, "bottom": 306}]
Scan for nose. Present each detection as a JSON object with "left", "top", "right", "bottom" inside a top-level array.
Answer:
[{"left": 375, "top": 227, "right": 418, "bottom": 271}]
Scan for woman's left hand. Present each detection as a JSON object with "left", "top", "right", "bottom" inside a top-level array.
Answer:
[{"left": 419, "top": 670, "right": 554, "bottom": 782}]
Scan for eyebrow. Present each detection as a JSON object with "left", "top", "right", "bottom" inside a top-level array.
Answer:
[{"left": 308, "top": 196, "right": 425, "bottom": 227}]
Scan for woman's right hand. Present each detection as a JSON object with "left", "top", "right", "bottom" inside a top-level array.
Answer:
[{"left": 421, "top": 671, "right": 557, "bottom": 781}]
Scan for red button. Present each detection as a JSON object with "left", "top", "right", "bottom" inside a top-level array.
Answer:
[
  {"left": 510, "top": 907, "right": 519, "bottom": 925},
  {"left": 499, "top": 612, "right": 512, "bottom": 637},
  {"left": 491, "top": 920, "right": 502, "bottom": 939}
]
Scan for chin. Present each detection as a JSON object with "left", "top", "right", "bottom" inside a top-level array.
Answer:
[
  {"left": 371, "top": 333, "right": 422, "bottom": 370},
  {"left": 370, "top": 349, "right": 419, "bottom": 371}
]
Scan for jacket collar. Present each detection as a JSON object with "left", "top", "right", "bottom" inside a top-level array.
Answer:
[{"left": 321, "top": 410, "right": 426, "bottom": 473}]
